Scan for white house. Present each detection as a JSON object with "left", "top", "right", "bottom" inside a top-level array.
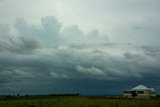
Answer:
[{"left": 124, "top": 85, "right": 156, "bottom": 98}]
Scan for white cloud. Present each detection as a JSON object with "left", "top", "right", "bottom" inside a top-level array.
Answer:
[
  {"left": 75, "top": 65, "right": 106, "bottom": 76},
  {"left": 50, "top": 72, "right": 69, "bottom": 79}
]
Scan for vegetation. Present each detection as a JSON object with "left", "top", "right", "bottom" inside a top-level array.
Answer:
[{"left": 0, "top": 95, "right": 160, "bottom": 107}]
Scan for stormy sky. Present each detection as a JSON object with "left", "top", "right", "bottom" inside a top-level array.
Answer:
[{"left": 0, "top": 0, "right": 160, "bottom": 95}]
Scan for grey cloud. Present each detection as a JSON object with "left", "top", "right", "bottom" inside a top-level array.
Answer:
[
  {"left": 0, "top": 0, "right": 160, "bottom": 95},
  {"left": 0, "top": 23, "right": 39, "bottom": 54},
  {"left": 15, "top": 16, "right": 62, "bottom": 46},
  {"left": 0, "top": 24, "right": 10, "bottom": 36},
  {"left": 19, "top": 37, "right": 39, "bottom": 51},
  {"left": 41, "top": 16, "right": 62, "bottom": 45},
  {"left": 0, "top": 43, "right": 160, "bottom": 94},
  {"left": 123, "top": 52, "right": 139, "bottom": 59},
  {"left": 132, "top": 26, "right": 141, "bottom": 30},
  {"left": 15, "top": 18, "right": 29, "bottom": 36},
  {"left": 0, "top": 36, "right": 39, "bottom": 54},
  {"left": 13, "top": 16, "right": 110, "bottom": 48},
  {"left": 61, "top": 26, "right": 109, "bottom": 45},
  {"left": 85, "top": 29, "right": 109, "bottom": 44},
  {"left": 41, "top": 16, "right": 62, "bottom": 33},
  {"left": 0, "top": 67, "right": 35, "bottom": 84},
  {"left": 0, "top": 16, "right": 160, "bottom": 94},
  {"left": 61, "top": 25, "right": 84, "bottom": 44},
  {"left": 141, "top": 46, "right": 160, "bottom": 56}
]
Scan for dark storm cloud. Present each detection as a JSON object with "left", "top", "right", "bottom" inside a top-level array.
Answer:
[{"left": 0, "top": 16, "right": 160, "bottom": 94}]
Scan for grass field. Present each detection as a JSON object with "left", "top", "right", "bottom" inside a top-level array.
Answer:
[{"left": 0, "top": 96, "right": 160, "bottom": 107}]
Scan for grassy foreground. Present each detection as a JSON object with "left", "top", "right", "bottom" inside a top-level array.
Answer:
[{"left": 0, "top": 96, "right": 160, "bottom": 107}]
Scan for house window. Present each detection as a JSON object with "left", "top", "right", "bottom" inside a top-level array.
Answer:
[{"left": 124, "top": 91, "right": 131, "bottom": 94}]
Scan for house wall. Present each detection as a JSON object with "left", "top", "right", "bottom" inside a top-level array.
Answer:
[{"left": 123, "top": 90, "right": 156, "bottom": 98}]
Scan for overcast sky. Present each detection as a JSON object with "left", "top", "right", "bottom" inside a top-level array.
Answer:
[{"left": 0, "top": 0, "right": 160, "bottom": 95}]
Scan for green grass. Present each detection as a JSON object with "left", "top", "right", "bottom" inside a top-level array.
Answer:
[{"left": 0, "top": 96, "right": 160, "bottom": 107}]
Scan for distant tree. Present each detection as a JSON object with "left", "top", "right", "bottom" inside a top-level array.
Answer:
[{"left": 17, "top": 94, "right": 20, "bottom": 97}]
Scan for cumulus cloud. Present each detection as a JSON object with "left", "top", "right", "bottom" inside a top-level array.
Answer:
[
  {"left": 14, "top": 16, "right": 62, "bottom": 46},
  {"left": 0, "top": 16, "right": 160, "bottom": 94}
]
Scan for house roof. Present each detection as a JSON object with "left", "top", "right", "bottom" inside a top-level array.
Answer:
[{"left": 131, "top": 85, "right": 149, "bottom": 90}]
